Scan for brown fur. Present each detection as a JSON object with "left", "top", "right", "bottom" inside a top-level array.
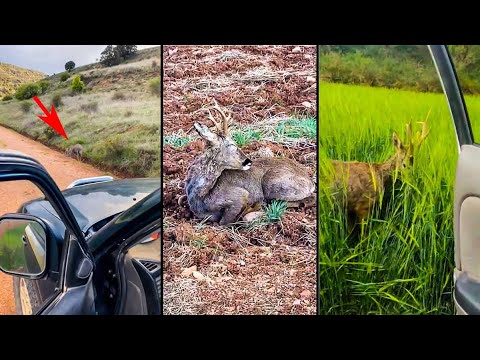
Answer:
[
  {"left": 185, "top": 108, "right": 314, "bottom": 225},
  {"left": 65, "top": 144, "right": 83, "bottom": 160},
  {"left": 330, "top": 127, "right": 427, "bottom": 225}
]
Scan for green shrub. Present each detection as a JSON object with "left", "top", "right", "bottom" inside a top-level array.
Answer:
[
  {"left": 70, "top": 75, "right": 85, "bottom": 93},
  {"left": 60, "top": 73, "right": 70, "bottom": 82},
  {"left": 15, "top": 83, "right": 41, "bottom": 100},
  {"left": 148, "top": 78, "right": 160, "bottom": 96},
  {"left": 265, "top": 200, "right": 288, "bottom": 222},
  {"left": 20, "top": 101, "right": 33, "bottom": 113},
  {"left": 51, "top": 93, "right": 63, "bottom": 108},
  {"left": 231, "top": 129, "right": 261, "bottom": 147},
  {"left": 37, "top": 80, "right": 49, "bottom": 94},
  {"left": 2, "top": 95, "right": 13, "bottom": 101}
]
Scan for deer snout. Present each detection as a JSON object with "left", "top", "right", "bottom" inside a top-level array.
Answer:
[{"left": 242, "top": 158, "right": 252, "bottom": 170}]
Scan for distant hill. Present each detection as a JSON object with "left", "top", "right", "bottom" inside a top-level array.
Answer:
[{"left": 0, "top": 63, "right": 45, "bottom": 97}]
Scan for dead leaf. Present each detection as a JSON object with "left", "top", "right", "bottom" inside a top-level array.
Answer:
[
  {"left": 306, "top": 76, "right": 316, "bottom": 83},
  {"left": 168, "top": 48, "right": 178, "bottom": 56},
  {"left": 192, "top": 271, "right": 205, "bottom": 281},
  {"left": 293, "top": 299, "right": 301, "bottom": 306},
  {"left": 243, "top": 211, "right": 264, "bottom": 222},
  {"left": 181, "top": 265, "right": 197, "bottom": 277},
  {"left": 300, "top": 290, "right": 311, "bottom": 298},
  {"left": 301, "top": 101, "right": 312, "bottom": 108},
  {"left": 292, "top": 46, "right": 302, "bottom": 53}
]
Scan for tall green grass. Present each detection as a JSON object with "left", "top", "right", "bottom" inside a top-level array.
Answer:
[{"left": 320, "top": 82, "right": 480, "bottom": 314}]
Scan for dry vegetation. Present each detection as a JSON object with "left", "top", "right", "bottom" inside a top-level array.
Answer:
[
  {"left": 0, "top": 63, "right": 45, "bottom": 97},
  {"left": 163, "top": 45, "right": 317, "bottom": 315},
  {"left": 0, "top": 47, "right": 160, "bottom": 177}
]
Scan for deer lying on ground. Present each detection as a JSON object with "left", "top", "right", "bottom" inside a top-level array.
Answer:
[
  {"left": 185, "top": 100, "right": 315, "bottom": 225},
  {"left": 330, "top": 121, "right": 429, "bottom": 227}
]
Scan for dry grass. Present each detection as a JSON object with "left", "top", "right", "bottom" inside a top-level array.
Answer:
[{"left": 0, "top": 63, "right": 45, "bottom": 97}]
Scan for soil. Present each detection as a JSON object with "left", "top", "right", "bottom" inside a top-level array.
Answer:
[
  {"left": 163, "top": 45, "right": 317, "bottom": 315},
  {"left": 0, "top": 125, "right": 105, "bottom": 315}
]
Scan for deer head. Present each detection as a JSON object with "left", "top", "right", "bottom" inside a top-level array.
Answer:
[
  {"left": 193, "top": 100, "right": 252, "bottom": 171},
  {"left": 392, "top": 115, "right": 430, "bottom": 170}
]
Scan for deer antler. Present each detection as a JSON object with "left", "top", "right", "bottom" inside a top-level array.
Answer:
[
  {"left": 416, "top": 121, "right": 430, "bottom": 147},
  {"left": 406, "top": 121, "right": 413, "bottom": 147},
  {"left": 210, "top": 99, "right": 232, "bottom": 137},
  {"left": 206, "top": 109, "right": 224, "bottom": 134}
]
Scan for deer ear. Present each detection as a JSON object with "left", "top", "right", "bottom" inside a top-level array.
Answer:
[
  {"left": 392, "top": 132, "right": 404, "bottom": 150},
  {"left": 193, "top": 123, "right": 219, "bottom": 144}
]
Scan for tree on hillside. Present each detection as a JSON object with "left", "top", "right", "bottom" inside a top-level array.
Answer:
[
  {"left": 100, "top": 45, "right": 121, "bottom": 67},
  {"left": 116, "top": 45, "right": 138, "bottom": 58},
  {"left": 100, "top": 45, "right": 138, "bottom": 67},
  {"left": 65, "top": 61, "right": 75, "bottom": 72}
]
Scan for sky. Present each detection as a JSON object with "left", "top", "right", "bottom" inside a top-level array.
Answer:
[{"left": 0, "top": 45, "right": 159, "bottom": 75}]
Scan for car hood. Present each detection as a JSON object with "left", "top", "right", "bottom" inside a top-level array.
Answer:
[{"left": 22, "top": 178, "right": 160, "bottom": 233}]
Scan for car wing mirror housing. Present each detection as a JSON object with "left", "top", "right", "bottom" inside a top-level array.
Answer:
[{"left": 0, "top": 214, "right": 51, "bottom": 279}]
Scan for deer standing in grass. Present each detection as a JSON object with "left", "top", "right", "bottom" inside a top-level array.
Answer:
[
  {"left": 330, "top": 121, "right": 430, "bottom": 228},
  {"left": 185, "top": 100, "right": 315, "bottom": 225}
]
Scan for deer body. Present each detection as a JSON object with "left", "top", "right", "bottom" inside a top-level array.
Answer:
[
  {"left": 185, "top": 100, "right": 314, "bottom": 225},
  {"left": 329, "top": 121, "right": 429, "bottom": 224},
  {"left": 331, "top": 153, "right": 398, "bottom": 221},
  {"left": 66, "top": 144, "right": 83, "bottom": 160}
]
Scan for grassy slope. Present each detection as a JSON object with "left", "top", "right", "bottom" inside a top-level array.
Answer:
[
  {"left": 0, "top": 63, "right": 45, "bottom": 97},
  {"left": 319, "top": 82, "right": 480, "bottom": 314},
  {"left": 0, "top": 47, "right": 160, "bottom": 178}
]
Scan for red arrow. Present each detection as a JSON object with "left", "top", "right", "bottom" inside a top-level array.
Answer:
[{"left": 32, "top": 96, "right": 68, "bottom": 139}]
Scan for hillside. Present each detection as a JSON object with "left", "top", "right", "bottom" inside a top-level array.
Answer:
[
  {"left": 320, "top": 45, "right": 480, "bottom": 94},
  {"left": 0, "top": 63, "right": 45, "bottom": 97},
  {"left": 0, "top": 46, "right": 160, "bottom": 178}
]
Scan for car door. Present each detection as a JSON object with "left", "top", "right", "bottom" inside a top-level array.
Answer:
[
  {"left": 429, "top": 45, "right": 480, "bottom": 315},
  {"left": 0, "top": 151, "right": 96, "bottom": 314}
]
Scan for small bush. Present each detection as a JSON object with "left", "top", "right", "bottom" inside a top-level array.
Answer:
[
  {"left": 43, "top": 126, "right": 57, "bottom": 140},
  {"left": 38, "top": 80, "right": 49, "bottom": 94},
  {"left": 15, "top": 83, "right": 41, "bottom": 100},
  {"left": 70, "top": 75, "right": 85, "bottom": 94},
  {"left": 163, "top": 132, "right": 191, "bottom": 148},
  {"left": 265, "top": 200, "right": 288, "bottom": 222},
  {"left": 2, "top": 95, "right": 13, "bottom": 101},
  {"left": 148, "top": 78, "right": 160, "bottom": 96},
  {"left": 152, "top": 60, "right": 158, "bottom": 68},
  {"left": 79, "top": 102, "right": 98, "bottom": 113},
  {"left": 20, "top": 101, "right": 33, "bottom": 113},
  {"left": 60, "top": 73, "right": 70, "bottom": 82},
  {"left": 112, "top": 91, "right": 126, "bottom": 100},
  {"left": 232, "top": 129, "right": 261, "bottom": 147},
  {"left": 51, "top": 93, "right": 63, "bottom": 108},
  {"left": 124, "top": 110, "right": 133, "bottom": 117}
]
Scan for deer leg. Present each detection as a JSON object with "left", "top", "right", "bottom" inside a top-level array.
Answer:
[
  {"left": 286, "top": 194, "right": 316, "bottom": 208},
  {"left": 218, "top": 188, "right": 250, "bottom": 225},
  {"left": 236, "top": 202, "right": 262, "bottom": 221}
]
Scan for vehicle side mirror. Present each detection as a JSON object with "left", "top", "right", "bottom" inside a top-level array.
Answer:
[{"left": 0, "top": 215, "right": 48, "bottom": 279}]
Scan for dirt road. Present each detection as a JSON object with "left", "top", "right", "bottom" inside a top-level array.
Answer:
[{"left": 0, "top": 125, "right": 105, "bottom": 315}]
